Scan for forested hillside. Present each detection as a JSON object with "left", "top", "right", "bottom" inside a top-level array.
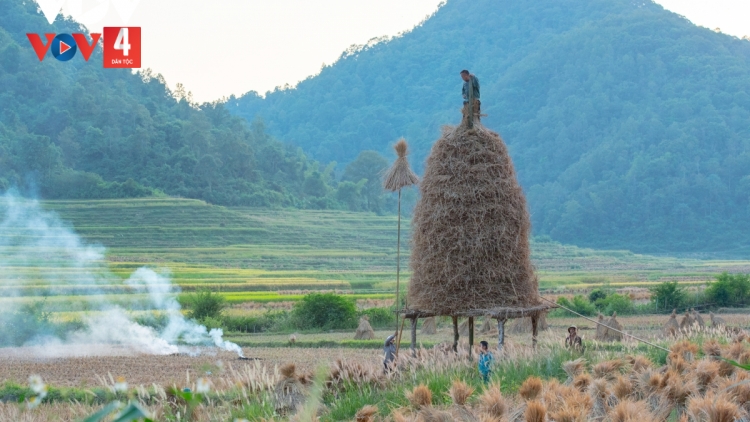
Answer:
[
  {"left": 229, "top": 0, "right": 750, "bottom": 254},
  {"left": 0, "top": 0, "right": 399, "bottom": 211}
]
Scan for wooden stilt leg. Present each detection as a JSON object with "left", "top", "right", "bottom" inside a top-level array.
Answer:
[
  {"left": 531, "top": 315, "right": 538, "bottom": 351},
  {"left": 468, "top": 317, "right": 474, "bottom": 360},
  {"left": 497, "top": 318, "right": 505, "bottom": 353},
  {"left": 452, "top": 316, "right": 459, "bottom": 353},
  {"left": 410, "top": 317, "right": 417, "bottom": 357}
]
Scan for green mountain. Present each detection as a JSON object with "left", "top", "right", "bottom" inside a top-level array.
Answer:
[
  {"left": 229, "top": 0, "right": 750, "bottom": 254},
  {"left": 0, "top": 0, "right": 384, "bottom": 210}
]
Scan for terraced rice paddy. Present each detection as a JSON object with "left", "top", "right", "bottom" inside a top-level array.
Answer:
[{"left": 2, "top": 197, "right": 750, "bottom": 317}]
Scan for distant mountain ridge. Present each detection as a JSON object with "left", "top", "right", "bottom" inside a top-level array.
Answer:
[{"left": 230, "top": 0, "right": 750, "bottom": 254}]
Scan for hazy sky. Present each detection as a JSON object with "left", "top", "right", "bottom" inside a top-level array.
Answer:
[{"left": 59, "top": 0, "right": 750, "bottom": 103}]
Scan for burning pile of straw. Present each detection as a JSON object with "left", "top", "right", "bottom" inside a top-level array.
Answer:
[
  {"left": 407, "top": 120, "right": 541, "bottom": 314},
  {"left": 354, "top": 316, "right": 375, "bottom": 340}
]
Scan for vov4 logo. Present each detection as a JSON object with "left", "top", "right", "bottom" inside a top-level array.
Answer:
[
  {"left": 27, "top": 32, "right": 100, "bottom": 61},
  {"left": 26, "top": 27, "right": 141, "bottom": 68}
]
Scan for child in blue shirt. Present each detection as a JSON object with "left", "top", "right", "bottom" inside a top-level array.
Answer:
[{"left": 478, "top": 340, "right": 494, "bottom": 383}]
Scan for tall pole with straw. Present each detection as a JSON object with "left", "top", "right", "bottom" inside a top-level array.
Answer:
[{"left": 383, "top": 139, "right": 419, "bottom": 335}]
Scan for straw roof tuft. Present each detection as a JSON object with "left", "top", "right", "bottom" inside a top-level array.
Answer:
[
  {"left": 407, "top": 120, "right": 540, "bottom": 315},
  {"left": 384, "top": 138, "right": 419, "bottom": 191}
]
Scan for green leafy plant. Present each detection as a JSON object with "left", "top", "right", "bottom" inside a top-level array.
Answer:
[
  {"left": 649, "top": 281, "right": 687, "bottom": 311},
  {"left": 183, "top": 289, "right": 227, "bottom": 320},
  {"left": 291, "top": 293, "right": 357, "bottom": 330}
]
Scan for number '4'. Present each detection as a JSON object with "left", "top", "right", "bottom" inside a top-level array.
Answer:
[{"left": 114, "top": 28, "right": 131, "bottom": 56}]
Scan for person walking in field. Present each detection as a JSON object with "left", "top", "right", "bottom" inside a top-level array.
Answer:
[
  {"left": 565, "top": 325, "right": 583, "bottom": 352},
  {"left": 383, "top": 333, "right": 397, "bottom": 372},
  {"left": 461, "top": 69, "right": 481, "bottom": 115},
  {"left": 478, "top": 340, "right": 494, "bottom": 383}
]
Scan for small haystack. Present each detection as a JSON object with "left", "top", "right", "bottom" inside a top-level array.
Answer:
[
  {"left": 507, "top": 314, "right": 548, "bottom": 334},
  {"left": 273, "top": 363, "right": 306, "bottom": 416},
  {"left": 604, "top": 312, "right": 623, "bottom": 342},
  {"left": 710, "top": 312, "right": 726, "bottom": 328},
  {"left": 479, "top": 316, "right": 497, "bottom": 334},
  {"left": 691, "top": 308, "right": 705, "bottom": 328},
  {"left": 595, "top": 313, "right": 608, "bottom": 341},
  {"left": 421, "top": 317, "right": 437, "bottom": 335},
  {"left": 679, "top": 310, "right": 695, "bottom": 331},
  {"left": 663, "top": 310, "right": 680, "bottom": 336},
  {"left": 407, "top": 117, "right": 542, "bottom": 315},
  {"left": 459, "top": 319, "right": 470, "bottom": 337},
  {"left": 354, "top": 316, "right": 376, "bottom": 340}
]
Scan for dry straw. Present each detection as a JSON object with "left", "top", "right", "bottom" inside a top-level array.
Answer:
[
  {"left": 407, "top": 120, "right": 540, "bottom": 315},
  {"left": 383, "top": 139, "right": 420, "bottom": 192},
  {"left": 354, "top": 316, "right": 375, "bottom": 340}
]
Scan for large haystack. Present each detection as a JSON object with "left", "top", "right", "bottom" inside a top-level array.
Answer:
[
  {"left": 421, "top": 317, "right": 437, "bottom": 335},
  {"left": 663, "top": 310, "right": 679, "bottom": 336},
  {"left": 507, "top": 314, "right": 548, "bottom": 334},
  {"left": 354, "top": 316, "right": 375, "bottom": 340},
  {"left": 407, "top": 119, "right": 541, "bottom": 315}
]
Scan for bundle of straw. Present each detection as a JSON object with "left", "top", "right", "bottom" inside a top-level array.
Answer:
[{"left": 383, "top": 139, "right": 419, "bottom": 191}]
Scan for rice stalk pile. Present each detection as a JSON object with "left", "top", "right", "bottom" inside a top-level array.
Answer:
[
  {"left": 377, "top": 338, "right": 750, "bottom": 422},
  {"left": 663, "top": 310, "right": 679, "bottom": 337},
  {"left": 508, "top": 314, "right": 549, "bottom": 334},
  {"left": 273, "top": 363, "right": 307, "bottom": 416},
  {"left": 407, "top": 119, "right": 540, "bottom": 314},
  {"left": 479, "top": 316, "right": 497, "bottom": 334},
  {"left": 679, "top": 311, "right": 695, "bottom": 331},
  {"left": 421, "top": 317, "right": 437, "bottom": 335},
  {"left": 354, "top": 316, "right": 375, "bottom": 340}
]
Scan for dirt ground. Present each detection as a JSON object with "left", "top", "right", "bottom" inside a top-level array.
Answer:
[
  {"left": 0, "top": 346, "right": 380, "bottom": 388},
  {"left": 1, "top": 313, "right": 747, "bottom": 388}
]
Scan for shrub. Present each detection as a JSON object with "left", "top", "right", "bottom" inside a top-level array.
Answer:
[
  {"left": 556, "top": 295, "right": 596, "bottom": 316},
  {"left": 360, "top": 307, "right": 396, "bottom": 328},
  {"left": 291, "top": 293, "right": 357, "bottom": 330},
  {"left": 588, "top": 288, "right": 608, "bottom": 303},
  {"left": 183, "top": 289, "right": 227, "bottom": 320},
  {"left": 594, "top": 293, "right": 634, "bottom": 315},
  {"left": 705, "top": 272, "right": 750, "bottom": 307},
  {"left": 649, "top": 281, "right": 687, "bottom": 311}
]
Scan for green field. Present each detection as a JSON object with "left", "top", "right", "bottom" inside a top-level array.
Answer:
[{"left": 2, "top": 197, "right": 749, "bottom": 313}]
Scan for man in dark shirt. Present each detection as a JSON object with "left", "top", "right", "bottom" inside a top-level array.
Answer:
[
  {"left": 565, "top": 325, "right": 583, "bottom": 351},
  {"left": 461, "top": 70, "right": 481, "bottom": 114},
  {"left": 383, "top": 333, "right": 397, "bottom": 372}
]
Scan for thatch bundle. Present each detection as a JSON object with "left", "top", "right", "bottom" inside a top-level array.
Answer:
[
  {"left": 354, "top": 316, "right": 375, "bottom": 340},
  {"left": 691, "top": 308, "right": 705, "bottom": 328},
  {"left": 710, "top": 312, "right": 726, "bottom": 327},
  {"left": 383, "top": 139, "right": 419, "bottom": 192},
  {"left": 407, "top": 119, "right": 540, "bottom": 314},
  {"left": 421, "top": 317, "right": 437, "bottom": 335},
  {"left": 663, "top": 310, "right": 680, "bottom": 336},
  {"left": 679, "top": 311, "right": 695, "bottom": 331},
  {"left": 479, "top": 316, "right": 496, "bottom": 334},
  {"left": 273, "top": 363, "right": 306, "bottom": 416},
  {"left": 596, "top": 312, "right": 623, "bottom": 342},
  {"left": 595, "top": 313, "right": 608, "bottom": 341},
  {"left": 458, "top": 319, "right": 470, "bottom": 337},
  {"left": 604, "top": 313, "right": 623, "bottom": 342},
  {"left": 507, "top": 314, "right": 548, "bottom": 334}
]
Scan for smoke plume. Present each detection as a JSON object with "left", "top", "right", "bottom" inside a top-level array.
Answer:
[{"left": 0, "top": 192, "right": 244, "bottom": 357}]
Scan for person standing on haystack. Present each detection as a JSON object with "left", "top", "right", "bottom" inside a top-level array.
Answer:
[
  {"left": 460, "top": 70, "right": 481, "bottom": 115},
  {"left": 383, "top": 333, "right": 397, "bottom": 373}
]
